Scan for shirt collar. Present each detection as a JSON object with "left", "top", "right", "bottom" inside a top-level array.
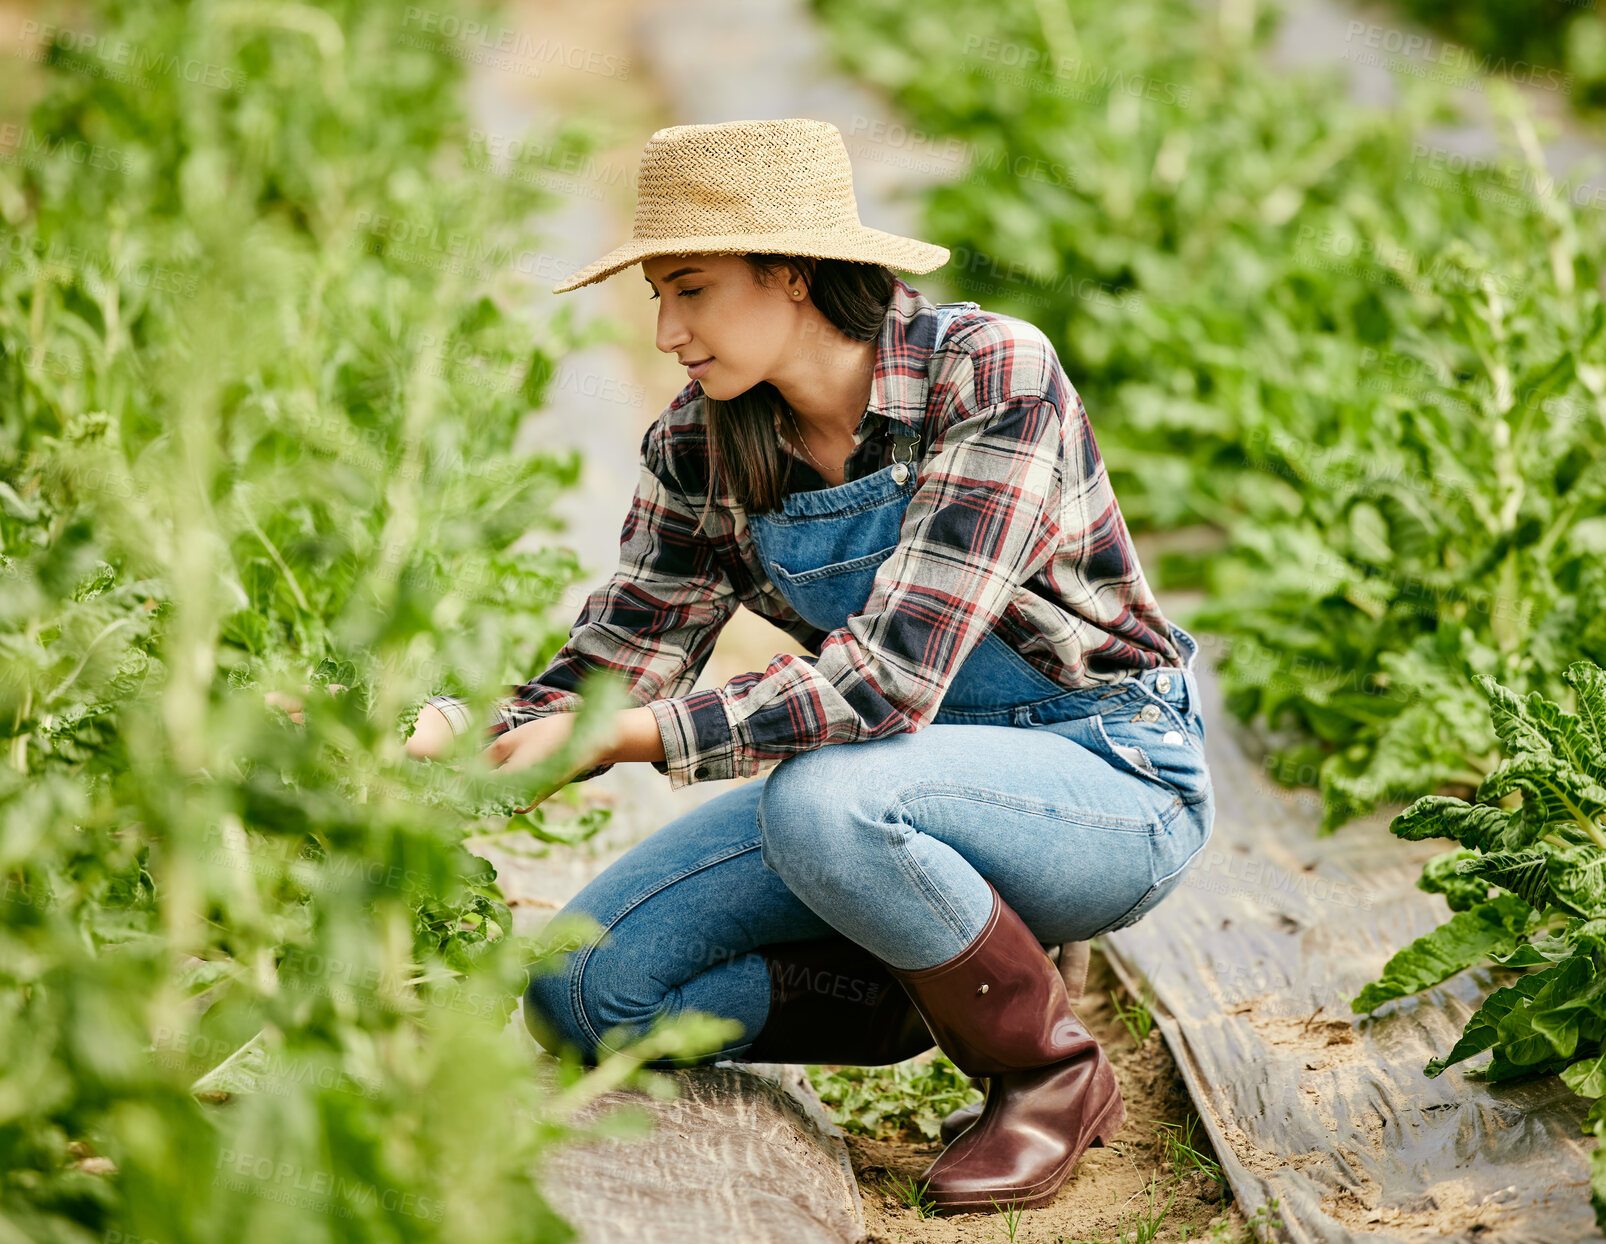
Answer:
[{"left": 865, "top": 276, "right": 940, "bottom": 435}]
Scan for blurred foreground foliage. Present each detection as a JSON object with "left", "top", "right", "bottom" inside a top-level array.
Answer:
[{"left": 0, "top": 3, "right": 738, "bottom": 1241}]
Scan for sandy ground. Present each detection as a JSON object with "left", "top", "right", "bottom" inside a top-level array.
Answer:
[{"left": 831, "top": 946, "right": 1254, "bottom": 1244}]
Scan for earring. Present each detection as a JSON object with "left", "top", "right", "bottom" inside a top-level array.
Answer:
[{"left": 792, "top": 289, "right": 803, "bottom": 298}]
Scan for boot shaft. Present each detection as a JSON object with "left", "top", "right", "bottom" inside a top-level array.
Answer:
[
  {"left": 746, "top": 934, "right": 937, "bottom": 1065},
  {"left": 884, "top": 881, "right": 1102, "bottom": 1076}
]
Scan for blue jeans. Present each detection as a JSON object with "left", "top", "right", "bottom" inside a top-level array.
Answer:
[{"left": 523, "top": 647, "right": 1213, "bottom": 1064}]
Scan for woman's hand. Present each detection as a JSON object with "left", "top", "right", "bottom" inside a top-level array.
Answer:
[
  {"left": 403, "top": 703, "right": 456, "bottom": 761},
  {"left": 263, "top": 683, "right": 347, "bottom": 725},
  {"left": 480, "top": 713, "right": 612, "bottom": 814},
  {"left": 481, "top": 712, "right": 608, "bottom": 780}
]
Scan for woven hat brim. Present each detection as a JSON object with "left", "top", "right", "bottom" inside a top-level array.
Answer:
[{"left": 551, "top": 225, "right": 950, "bottom": 294}]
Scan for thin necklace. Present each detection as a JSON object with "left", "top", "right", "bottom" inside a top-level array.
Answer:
[{"left": 785, "top": 410, "right": 836, "bottom": 478}]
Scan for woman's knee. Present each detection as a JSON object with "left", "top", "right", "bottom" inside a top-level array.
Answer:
[
  {"left": 522, "top": 954, "right": 593, "bottom": 1060},
  {"left": 523, "top": 924, "right": 687, "bottom": 1061},
  {"left": 757, "top": 749, "right": 886, "bottom": 883}
]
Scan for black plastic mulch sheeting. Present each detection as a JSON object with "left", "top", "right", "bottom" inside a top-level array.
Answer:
[{"left": 1102, "top": 625, "right": 1600, "bottom": 1244}]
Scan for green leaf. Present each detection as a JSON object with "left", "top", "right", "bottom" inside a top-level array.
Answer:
[
  {"left": 1521, "top": 954, "right": 1599, "bottom": 1061},
  {"left": 1550, "top": 846, "right": 1606, "bottom": 920},
  {"left": 1350, "top": 894, "right": 1537, "bottom": 1015},
  {"left": 1418, "top": 849, "right": 1492, "bottom": 912},
  {"left": 520, "top": 347, "right": 555, "bottom": 407},
  {"left": 1489, "top": 943, "right": 1559, "bottom": 967},
  {"left": 1473, "top": 672, "right": 1558, "bottom": 757},
  {"left": 1423, "top": 969, "right": 1552, "bottom": 1076},
  {"left": 1389, "top": 796, "right": 1528, "bottom": 853},
  {"left": 1478, "top": 753, "right": 1606, "bottom": 840},
  {"left": 1562, "top": 1053, "right": 1606, "bottom": 1098},
  {"left": 1456, "top": 849, "right": 1555, "bottom": 912},
  {"left": 1566, "top": 662, "right": 1606, "bottom": 760}
]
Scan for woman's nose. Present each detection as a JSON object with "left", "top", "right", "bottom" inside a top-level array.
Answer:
[{"left": 655, "top": 309, "right": 691, "bottom": 355}]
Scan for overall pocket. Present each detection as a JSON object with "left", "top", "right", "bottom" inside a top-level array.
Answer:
[
  {"left": 764, "top": 547, "right": 895, "bottom": 634},
  {"left": 1093, "top": 702, "right": 1212, "bottom": 805}
]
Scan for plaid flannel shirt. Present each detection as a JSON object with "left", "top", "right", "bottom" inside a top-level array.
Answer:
[{"left": 427, "top": 277, "right": 1181, "bottom": 790}]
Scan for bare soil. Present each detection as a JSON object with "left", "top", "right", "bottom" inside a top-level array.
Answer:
[{"left": 830, "top": 946, "right": 1253, "bottom": 1243}]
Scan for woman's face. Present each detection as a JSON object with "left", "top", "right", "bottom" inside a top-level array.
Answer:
[{"left": 642, "top": 253, "right": 804, "bottom": 401}]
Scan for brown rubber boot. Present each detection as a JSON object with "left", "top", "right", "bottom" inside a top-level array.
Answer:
[
  {"left": 937, "top": 938, "right": 1093, "bottom": 1144},
  {"left": 883, "top": 883, "right": 1125, "bottom": 1214},
  {"left": 743, "top": 934, "right": 938, "bottom": 1065}
]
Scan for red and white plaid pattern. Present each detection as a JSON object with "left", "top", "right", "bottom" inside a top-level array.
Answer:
[{"left": 429, "top": 277, "right": 1180, "bottom": 788}]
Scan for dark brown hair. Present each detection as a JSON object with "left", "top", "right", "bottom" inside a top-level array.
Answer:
[{"left": 695, "top": 255, "right": 895, "bottom": 530}]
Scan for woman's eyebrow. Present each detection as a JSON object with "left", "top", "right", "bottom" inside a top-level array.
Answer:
[{"left": 644, "top": 266, "right": 706, "bottom": 289}]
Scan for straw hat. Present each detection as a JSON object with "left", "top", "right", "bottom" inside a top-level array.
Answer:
[{"left": 551, "top": 117, "right": 951, "bottom": 294}]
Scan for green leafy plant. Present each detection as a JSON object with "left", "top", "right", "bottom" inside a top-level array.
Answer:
[
  {"left": 1350, "top": 660, "right": 1606, "bottom": 1229},
  {"left": 1098, "top": 1171, "right": 1179, "bottom": 1244},
  {"left": 1153, "top": 1116, "right": 1226, "bottom": 1200},
  {"left": 807, "top": 1054, "right": 983, "bottom": 1141},
  {"left": 0, "top": 3, "right": 732, "bottom": 1242},
  {"left": 989, "top": 1194, "right": 1027, "bottom": 1239},
  {"left": 809, "top": 0, "right": 1606, "bottom": 833},
  {"left": 1240, "top": 1197, "right": 1285, "bottom": 1243}
]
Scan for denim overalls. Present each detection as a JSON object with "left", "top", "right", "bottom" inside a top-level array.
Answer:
[
  {"left": 749, "top": 307, "right": 1073, "bottom": 723},
  {"left": 521, "top": 302, "right": 1215, "bottom": 1061},
  {"left": 746, "top": 300, "right": 1213, "bottom": 902}
]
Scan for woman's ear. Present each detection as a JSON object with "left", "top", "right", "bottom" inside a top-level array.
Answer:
[{"left": 781, "top": 257, "right": 816, "bottom": 302}]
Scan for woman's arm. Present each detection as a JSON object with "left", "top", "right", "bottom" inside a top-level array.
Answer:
[
  {"left": 421, "top": 416, "right": 736, "bottom": 780},
  {"left": 604, "top": 705, "right": 669, "bottom": 765}
]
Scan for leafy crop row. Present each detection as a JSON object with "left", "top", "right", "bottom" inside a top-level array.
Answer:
[
  {"left": 1351, "top": 661, "right": 1606, "bottom": 1228},
  {"left": 0, "top": 3, "right": 730, "bottom": 1240},
  {"left": 809, "top": 0, "right": 1606, "bottom": 833},
  {"left": 1388, "top": 0, "right": 1606, "bottom": 116}
]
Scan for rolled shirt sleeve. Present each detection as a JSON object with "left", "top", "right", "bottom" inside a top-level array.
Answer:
[
  {"left": 422, "top": 417, "right": 739, "bottom": 783},
  {"left": 649, "top": 393, "right": 1066, "bottom": 790}
]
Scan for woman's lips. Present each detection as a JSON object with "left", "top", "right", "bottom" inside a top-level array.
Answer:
[{"left": 685, "top": 358, "right": 713, "bottom": 379}]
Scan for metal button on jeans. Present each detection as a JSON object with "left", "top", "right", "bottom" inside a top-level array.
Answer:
[
  {"left": 1163, "top": 730, "right": 1184, "bottom": 744},
  {"left": 1136, "top": 703, "right": 1162, "bottom": 722},
  {"left": 1155, "top": 673, "right": 1171, "bottom": 694},
  {"left": 891, "top": 462, "right": 910, "bottom": 485}
]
